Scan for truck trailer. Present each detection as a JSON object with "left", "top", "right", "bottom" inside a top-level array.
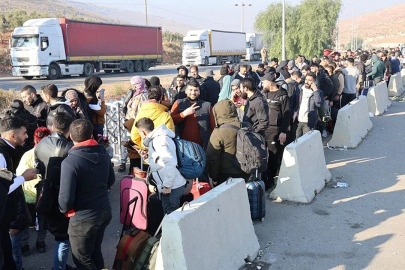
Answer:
[
  {"left": 182, "top": 29, "right": 245, "bottom": 66},
  {"left": 10, "top": 18, "right": 163, "bottom": 80},
  {"left": 245, "top": 33, "right": 263, "bottom": 61}
]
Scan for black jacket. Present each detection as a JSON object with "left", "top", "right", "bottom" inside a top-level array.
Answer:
[
  {"left": 46, "top": 98, "right": 76, "bottom": 129},
  {"left": 59, "top": 142, "right": 115, "bottom": 222},
  {"left": 200, "top": 77, "right": 221, "bottom": 107},
  {"left": 9, "top": 187, "right": 31, "bottom": 230},
  {"left": 35, "top": 132, "right": 72, "bottom": 241},
  {"left": 243, "top": 90, "right": 269, "bottom": 135},
  {"left": 25, "top": 95, "right": 48, "bottom": 127},
  {"left": 169, "top": 85, "right": 187, "bottom": 104},
  {"left": 262, "top": 88, "right": 290, "bottom": 134},
  {"left": 0, "top": 170, "right": 13, "bottom": 222},
  {"left": 315, "top": 70, "right": 334, "bottom": 99},
  {"left": 383, "top": 58, "right": 392, "bottom": 75}
]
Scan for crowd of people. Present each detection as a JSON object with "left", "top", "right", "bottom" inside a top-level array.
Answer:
[{"left": 0, "top": 46, "right": 403, "bottom": 270}]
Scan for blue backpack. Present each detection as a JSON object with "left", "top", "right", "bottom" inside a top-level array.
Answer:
[{"left": 172, "top": 138, "right": 206, "bottom": 179}]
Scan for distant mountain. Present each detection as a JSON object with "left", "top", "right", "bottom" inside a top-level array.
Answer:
[{"left": 338, "top": 2, "right": 405, "bottom": 49}]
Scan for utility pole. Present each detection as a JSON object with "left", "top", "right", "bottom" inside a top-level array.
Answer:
[
  {"left": 282, "top": 0, "right": 286, "bottom": 60},
  {"left": 145, "top": 0, "right": 148, "bottom": 26},
  {"left": 235, "top": 2, "right": 252, "bottom": 32}
]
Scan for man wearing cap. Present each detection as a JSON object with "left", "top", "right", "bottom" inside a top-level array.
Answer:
[
  {"left": 200, "top": 69, "right": 220, "bottom": 107},
  {"left": 261, "top": 73, "right": 290, "bottom": 190},
  {"left": 170, "top": 65, "right": 189, "bottom": 89}
]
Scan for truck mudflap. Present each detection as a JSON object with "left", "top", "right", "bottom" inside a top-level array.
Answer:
[{"left": 12, "top": 66, "right": 48, "bottom": 77}]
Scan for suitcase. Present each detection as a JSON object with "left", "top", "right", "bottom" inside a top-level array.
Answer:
[
  {"left": 361, "top": 80, "right": 373, "bottom": 96},
  {"left": 120, "top": 175, "right": 148, "bottom": 230},
  {"left": 246, "top": 172, "right": 266, "bottom": 221},
  {"left": 190, "top": 179, "right": 211, "bottom": 199},
  {"left": 113, "top": 197, "right": 150, "bottom": 270}
]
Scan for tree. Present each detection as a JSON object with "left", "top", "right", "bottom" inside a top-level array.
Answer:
[
  {"left": 254, "top": 0, "right": 342, "bottom": 59},
  {"left": 162, "top": 31, "right": 183, "bottom": 43}
]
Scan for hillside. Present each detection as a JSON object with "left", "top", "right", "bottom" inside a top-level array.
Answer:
[{"left": 338, "top": 2, "right": 405, "bottom": 49}]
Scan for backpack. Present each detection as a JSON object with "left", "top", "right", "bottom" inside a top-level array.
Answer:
[
  {"left": 172, "top": 138, "right": 206, "bottom": 179},
  {"left": 220, "top": 123, "right": 268, "bottom": 174}
]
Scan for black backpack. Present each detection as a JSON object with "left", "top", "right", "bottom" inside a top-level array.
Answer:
[{"left": 220, "top": 123, "right": 268, "bottom": 174}]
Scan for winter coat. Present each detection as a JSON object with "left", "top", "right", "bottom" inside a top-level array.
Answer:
[
  {"left": 9, "top": 187, "right": 31, "bottom": 231},
  {"left": 367, "top": 55, "right": 386, "bottom": 80},
  {"left": 262, "top": 88, "right": 290, "bottom": 134},
  {"left": 243, "top": 90, "right": 269, "bottom": 135},
  {"left": 200, "top": 77, "right": 221, "bottom": 107},
  {"left": 355, "top": 61, "right": 366, "bottom": 86},
  {"left": 143, "top": 124, "right": 186, "bottom": 192},
  {"left": 59, "top": 140, "right": 115, "bottom": 222},
  {"left": 168, "top": 85, "right": 187, "bottom": 105},
  {"left": 46, "top": 98, "right": 76, "bottom": 129},
  {"left": 131, "top": 101, "right": 175, "bottom": 149},
  {"left": 315, "top": 70, "right": 334, "bottom": 99},
  {"left": 25, "top": 95, "right": 48, "bottom": 127},
  {"left": 383, "top": 58, "right": 392, "bottom": 75},
  {"left": 16, "top": 148, "right": 41, "bottom": 204},
  {"left": 85, "top": 93, "right": 107, "bottom": 125},
  {"left": 390, "top": 57, "right": 401, "bottom": 74},
  {"left": 207, "top": 100, "right": 247, "bottom": 180},
  {"left": 331, "top": 69, "right": 344, "bottom": 97},
  {"left": 0, "top": 170, "right": 13, "bottom": 222},
  {"left": 297, "top": 86, "right": 323, "bottom": 128}
]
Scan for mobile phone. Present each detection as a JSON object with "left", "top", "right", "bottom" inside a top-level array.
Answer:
[{"left": 98, "top": 88, "right": 105, "bottom": 99}]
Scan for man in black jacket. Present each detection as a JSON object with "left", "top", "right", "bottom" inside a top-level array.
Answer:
[
  {"left": 241, "top": 78, "right": 269, "bottom": 136},
  {"left": 189, "top": 65, "right": 205, "bottom": 84},
  {"left": 35, "top": 113, "right": 74, "bottom": 270},
  {"left": 261, "top": 74, "right": 290, "bottom": 189},
  {"left": 20, "top": 85, "right": 48, "bottom": 127},
  {"left": 200, "top": 69, "right": 220, "bottom": 107},
  {"left": 59, "top": 119, "right": 115, "bottom": 270},
  {"left": 0, "top": 116, "right": 37, "bottom": 270}
]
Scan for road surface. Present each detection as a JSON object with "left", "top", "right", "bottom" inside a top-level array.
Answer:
[{"left": 0, "top": 61, "right": 260, "bottom": 91}]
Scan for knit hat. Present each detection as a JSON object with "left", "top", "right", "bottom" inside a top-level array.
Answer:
[
  {"left": 231, "top": 79, "right": 241, "bottom": 88},
  {"left": 65, "top": 90, "right": 78, "bottom": 101}
]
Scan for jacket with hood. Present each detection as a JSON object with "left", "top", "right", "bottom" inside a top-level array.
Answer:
[
  {"left": 297, "top": 85, "right": 323, "bottom": 128},
  {"left": 59, "top": 140, "right": 115, "bottom": 222},
  {"left": 25, "top": 95, "right": 48, "bottom": 127},
  {"left": 46, "top": 97, "right": 76, "bottom": 129},
  {"left": 262, "top": 87, "right": 290, "bottom": 135},
  {"left": 207, "top": 100, "right": 248, "bottom": 180},
  {"left": 367, "top": 55, "right": 386, "bottom": 80},
  {"left": 243, "top": 90, "right": 269, "bottom": 135},
  {"left": 143, "top": 124, "right": 186, "bottom": 192},
  {"left": 131, "top": 101, "right": 175, "bottom": 149}
]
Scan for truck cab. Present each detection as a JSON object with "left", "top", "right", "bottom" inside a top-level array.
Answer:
[
  {"left": 182, "top": 30, "right": 210, "bottom": 66},
  {"left": 10, "top": 18, "right": 66, "bottom": 79}
]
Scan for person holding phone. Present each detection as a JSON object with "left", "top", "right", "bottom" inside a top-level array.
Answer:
[
  {"left": 84, "top": 76, "right": 106, "bottom": 138},
  {"left": 294, "top": 72, "right": 323, "bottom": 138}
]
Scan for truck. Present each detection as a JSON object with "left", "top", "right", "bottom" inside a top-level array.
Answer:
[
  {"left": 182, "top": 29, "right": 245, "bottom": 66},
  {"left": 10, "top": 18, "right": 163, "bottom": 80},
  {"left": 244, "top": 33, "right": 263, "bottom": 61}
]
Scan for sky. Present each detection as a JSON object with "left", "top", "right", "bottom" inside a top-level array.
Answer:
[{"left": 69, "top": 0, "right": 405, "bottom": 33}]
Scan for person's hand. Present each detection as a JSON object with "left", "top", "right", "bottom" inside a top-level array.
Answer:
[
  {"left": 97, "top": 89, "right": 105, "bottom": 101},
  {"left": 22, "top": 169, "right": 37, "bottom": 181},
  {"left": 182, "top": 103, "right": 200, "bottom": 117},
  {"left": 293, "top": 111, "right": 298, "bottom": 122},
  {"left": 9, "top": 229, "right": 18, "bottom": 236},
  {"left": 162, "top": 187, "right": 171, "bottom": 194},
  {"left": 279, "top": 133, "right": 287, "bottom": 145},
  {"left": 311, "top": 83, "right": 318, "bottom": 91},
  {"left": 138, "top": 149, "right": 148, "bottom": 159}
]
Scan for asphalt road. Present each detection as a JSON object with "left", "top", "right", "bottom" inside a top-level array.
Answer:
[{"left": 0, "top": 61, "right": 260, "bottom": 91}]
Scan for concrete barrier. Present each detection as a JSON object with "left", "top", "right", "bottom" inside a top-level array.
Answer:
[
  {"left": 367, "top": 81, "right": 392, "bottom": 116},
  {"left": 401, "top": 69, "right": 405, "bottom": 87},
  {"left": 270, "top": 130, "right": 331, "bottom": 204},
  {"left": 388, "top": 72, "right": 404, "bottom": 97},
  {"left": 156, "top": 178, "right": 260, "bottom": 270},
  {"left": 328, "top": 96, "right": 373, "bottom": 148}
]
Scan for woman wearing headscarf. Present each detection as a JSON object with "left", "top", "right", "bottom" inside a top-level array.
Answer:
[
  {"left": 62, "top": 88, "right": 89, "bottom": 120},
  {"left": 84, "top": 76, "right": 106, "bottom": 138},
  {"left": 217, "top": 75, "right": 232, "bottom": 102},
  {"left": 125, "top": 76, "right": 148, "bottom": 120}
]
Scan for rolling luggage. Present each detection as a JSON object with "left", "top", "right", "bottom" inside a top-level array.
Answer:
[
  {"left": 246, "top": 172, "right": 266, "bottom": 221},
  {"left": 361, "top": 80, "right": 373, "bottom": 96}
]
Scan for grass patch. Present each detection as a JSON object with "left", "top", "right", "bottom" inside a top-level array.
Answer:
[{"left": 0, "top": 89, "right": 18, "bottom": 112}]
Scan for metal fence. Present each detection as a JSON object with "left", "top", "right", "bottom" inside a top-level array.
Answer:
[{"left": 104, "top": 100, "right": 126, "bottom": 162}]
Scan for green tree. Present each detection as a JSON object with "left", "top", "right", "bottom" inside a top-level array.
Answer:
[{"left": 162, "top": 31, "right": 183, "bottom": 43}]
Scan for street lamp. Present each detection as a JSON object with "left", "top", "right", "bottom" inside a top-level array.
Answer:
[
  {"left": 145, "top": 0, "right": 148, "bottom": 26},
  {"left": 235, "top": 2, "right": 252, "bottom": 32}
]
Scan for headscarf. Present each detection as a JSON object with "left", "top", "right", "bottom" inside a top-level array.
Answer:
[
  {"left": 217, "top": 75, "right": 233, "bottom": 102},
  {"left": 65, "top": 90, "right": 78, "bottom": 101},
  {"left": 130, "top": 76, "right": 147, "bottom": 96}
]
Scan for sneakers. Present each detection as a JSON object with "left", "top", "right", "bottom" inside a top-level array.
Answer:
[
  {"left": 36, "top": 241, "right": 46, "bottom": 253},
  {"left": 21, "top": 244, "right": 31, "bottom": 257},
  {"left": 118, "top": 163, "right": 126, "bottom": 173},
  {"left": 322, "top": 130, "right": 328, "bottom": 138}
]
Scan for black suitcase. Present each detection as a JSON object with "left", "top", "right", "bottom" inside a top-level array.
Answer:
[{"left": 246, "top": 173, "right": 266, "bottom": 221}]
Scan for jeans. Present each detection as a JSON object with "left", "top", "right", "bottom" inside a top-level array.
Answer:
[
  {"left": 68, "top": 210, "right": 112, "bottom": 270},
  {"left": 296, "top": 122, "right": 311, "bottom": 139},
  {"left": 120, "top": 133, "right": 130, "bottom": 164},
  {"left": 10, "top": 232, "right": 22, "bottom": 270},
  {"left": 161, "top": 185, "right": 185, "bottom": 214},
  {"left": 93, "top": 124, "right": 104, "bottom": 139},
  {"left": 53, "top": 240, "right": 70, "bottom": 270},
  {"left": 20, "top": 208, "right": 47, "bottom": 246},
  {"left": 1, "top": 223, "right": 17, "bottom": 270}
]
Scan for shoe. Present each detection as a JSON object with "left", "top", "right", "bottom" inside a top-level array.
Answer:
[
  {"left": 322, "top": 130, "right": 328, "bottom": 138},
  {"left": 21, "top": 244, "right": 31, "bottom": 257},
  {"left": 36, "top": 241, "right": 46, "bottom": 253},
  {"left": 118, "top": 163, "right": 126, "bottom": 173}
]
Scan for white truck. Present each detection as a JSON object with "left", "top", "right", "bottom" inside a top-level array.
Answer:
[
  {"left": 182, "top": 29, "right": 246, "bottom": 66},
  {"left": 245, "top": 33, "right": 263, "bottom": 61}
]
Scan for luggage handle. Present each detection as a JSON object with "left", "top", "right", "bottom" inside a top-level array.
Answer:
[{"left": 120, "top": 197, "right": 138, "bottom": 239}]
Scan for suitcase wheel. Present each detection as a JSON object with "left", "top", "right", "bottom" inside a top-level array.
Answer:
[{"left": 261, "top": 217, "right": 265, "bottom": 222}]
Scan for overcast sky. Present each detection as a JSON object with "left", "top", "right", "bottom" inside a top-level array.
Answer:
[{"left": 72, "top": 0, "right": 405, "bottom": 33}]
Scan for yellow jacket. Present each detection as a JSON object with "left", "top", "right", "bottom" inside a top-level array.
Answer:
[
  {"left": 131, "top": 101, "right": 175, "bottom": 149},
  {"left": 16, "top": 148, "right": 41, "bottom": 204}
]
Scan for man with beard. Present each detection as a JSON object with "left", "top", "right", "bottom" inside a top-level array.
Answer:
[
  {"left": 189, "top": 65, "right": 205, "bottom": 84},
  {"left": 170, "top": 65, "right": 189, "bottom": 88},
  {"left": 0, "top": 116, "right": 37, "bottom": 270},
  {"left": 168, "top": 75, "right": 188, "bottom": 105},
  {"left": 20, "top": 85, "right": 48, "bottom": 127},
  {"left": 170, "top": 79, "right": 215, "bottom": 151},
  {"left": 241, "top": 77, "right": 269, "bottom": 136}
]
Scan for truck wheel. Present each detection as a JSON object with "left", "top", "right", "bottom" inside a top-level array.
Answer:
[
  {"left": 82, "top": 62, "right": 94, "bottom": 77},
  {"left": 142, "top": 60, "right": 150, "bottom": 71},
  {"left": 47, "top": 64, "right": 60, "bottom": 80},
  {"left": 204, "top": 57, "right": 209, "bottom": 66},
  {"left": 22, "top": 76, "right": 33, "bottom": 80},
  {"left": 134, "top": 60, "right": 142, "bottom": 72},
  {"left": 125, "top": 61, "right": 135, "bottom": 73}
]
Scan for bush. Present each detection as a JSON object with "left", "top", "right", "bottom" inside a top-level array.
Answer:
[{"left": 0, "top": 89, "right": 18, "bottom": 113}]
